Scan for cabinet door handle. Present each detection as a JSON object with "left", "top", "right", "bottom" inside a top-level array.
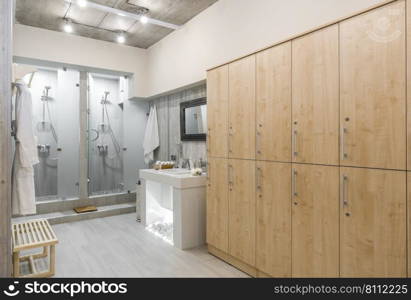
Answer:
[
  {"left": 293, "top": 130, "right": 298, "bottom": 156},
  {"left": 256, "top": 124, "right": 263, "bottom": 156},
  {"left": 341, "top": 174, "right": 348, "bottom": 207},
  {"left": 292, "top": 169, "right": 298, "bottom": 196},
  {"left": 341, "top": 127, "right": 347, "bottom": 160},
  {"left": 256, "top": 167, "right": 262, "bottom": 191},
  {"left": 228, "top": 165, "right": 234, "bottom": 186}
]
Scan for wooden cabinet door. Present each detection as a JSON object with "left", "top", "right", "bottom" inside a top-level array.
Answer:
[
  {"left": 292, "top": 164, "right": 339, "bottom": 277},
  {"left": 292, "top": 25, "right": 339, "bottom": 165},
  {"left": 340, "top": 1, "right": 406, "bottom": 170},
  {"left": 256, "top": 161, "right": 291, "bottom": 277},
  {"left": 228, "top": 159, "right": 256, "bottom": 266},
  {"left": 228, "top": 56, "right": 256, "bottom": 160},
  {"left": 340, "top": 167, "right": 406, "bottom": 277},
  {"left": 207, "top": 66, "right": 229, "bottom": 158},
  {"left": 206, "top": 158, "right": 229, "bottom": 252},
  {"left": 256, "top": 43, "right": 291, "bottom": 162}
]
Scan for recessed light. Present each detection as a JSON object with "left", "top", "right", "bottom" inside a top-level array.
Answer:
[
  {"left": 77, "top": 0, "right": 87, "bottom": 7},
  {"left": 63, "top": 19, "right": 73, "bottom": 33},
  {"left": 140, "top": 16, "right": 148, "bottom": 24},
  {"left": 117, "top": 32, "right": 126, "bottom": 44}
]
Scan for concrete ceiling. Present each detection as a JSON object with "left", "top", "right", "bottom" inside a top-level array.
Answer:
[{"left": 15, "top": 0, "right": 218, "bottom": 48}]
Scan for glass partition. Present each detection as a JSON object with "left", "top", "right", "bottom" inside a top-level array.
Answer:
[
  {"left": 88, "top": 74, "right": 125, "bottom": 196},
  {"left": 29, "top": 68, "right": 80, "bottom": 201}
]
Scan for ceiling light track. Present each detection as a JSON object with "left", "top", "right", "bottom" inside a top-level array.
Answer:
[{"left": 63, "top": 0, "right": 181, "bottom": 30}]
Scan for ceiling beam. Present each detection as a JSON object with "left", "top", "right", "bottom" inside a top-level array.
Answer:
[{"left": 63, "top": 0, "right": 181, "bottom": 30}]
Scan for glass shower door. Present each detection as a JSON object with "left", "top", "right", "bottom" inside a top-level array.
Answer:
[
  {"left": 88, "top": 74, "right": 125, "bottom": 196},
  {"left": 29, "top": 67, "right": 80, "bottom": 201}
]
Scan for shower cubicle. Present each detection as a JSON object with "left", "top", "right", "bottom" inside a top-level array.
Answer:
[{"left": 19, "top": 61, "right": 148, "bottom": 206}]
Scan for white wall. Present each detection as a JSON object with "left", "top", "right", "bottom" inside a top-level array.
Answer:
[
  {"left": 146, "top": 0, "right": 386, "bottom": 96},
  {"left": 13, "top": 24, "right": 148, "bottom": 98}
]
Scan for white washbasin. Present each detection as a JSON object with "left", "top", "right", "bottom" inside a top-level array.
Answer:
[
  {"left": 158, "top": 168, "right": 191, "bottom": 175},
  {"left": 139, "top": 169, "right": 206, "bottom": 189}
]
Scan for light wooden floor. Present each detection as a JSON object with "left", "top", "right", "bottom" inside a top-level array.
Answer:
[{"left": 36, "top": 213, "right": 247, "bottom": 277}]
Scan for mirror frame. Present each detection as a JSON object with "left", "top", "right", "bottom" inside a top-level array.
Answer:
[{"left": 180, "top": 97, "right": 207, "bottom": 141}]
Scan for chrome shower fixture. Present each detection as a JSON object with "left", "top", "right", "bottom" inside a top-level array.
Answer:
[
  {"left": 97, "top": 145, "right": 109, "bottom": 155},
  {"left": 41, "top": 86, "right": 52, "bottom": 101},
  {"left": 101, "top": 91, "right": 110, "bottom": 104},
  {"left": 37, "top": 144, "right": 51, "bottom": 154}
]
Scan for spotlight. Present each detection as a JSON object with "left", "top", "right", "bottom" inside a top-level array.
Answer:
[
  {"left": 140, "top": 15, "right": 148, "bottom": 24},
  {"left": 63, "top": 19, "right": 73, "bottom": 33},
  {"left": 77, "top": 0, "right": 87, "bottom": 7},
  {"left": 117, "top": 32, "right": 126, "bottom": 44}
]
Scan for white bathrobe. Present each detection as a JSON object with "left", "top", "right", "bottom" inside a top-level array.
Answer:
[
  {"left": 12, "top": 80, "right": 39, "bottom": 215},
  {"left": 143, "top": 106, "right": 160, "bottom": 164}
]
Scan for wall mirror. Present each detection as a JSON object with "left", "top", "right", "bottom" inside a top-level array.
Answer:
[{"left": 180, "top": 98, "right": 207, "bottom": 141}]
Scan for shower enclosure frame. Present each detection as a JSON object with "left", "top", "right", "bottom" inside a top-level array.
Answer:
[{"left": 12, "top": 56, "right": 137, "bottom": 202}]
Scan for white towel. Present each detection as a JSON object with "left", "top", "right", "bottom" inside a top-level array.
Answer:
[{"left": 143, "top": 106, "right": 160, "bottom": 164}]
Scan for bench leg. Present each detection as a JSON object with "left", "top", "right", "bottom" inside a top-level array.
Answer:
[
  {"left": 13, "top": 252, "right": 19, "bottom": 278},
  {"left": 49, "top": 245, "right": 55, "bottom": 276}
]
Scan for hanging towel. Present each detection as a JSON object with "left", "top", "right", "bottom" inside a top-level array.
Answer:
[
  {"left": 12, "top": 80, "right": 39, "bottom": 216},
  {"left": 143, "top": 105, "right": 160, "bottom": 164}
]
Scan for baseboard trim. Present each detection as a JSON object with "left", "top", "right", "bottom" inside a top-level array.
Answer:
[{"left": 208, "top": 245, "right": 257, "bottom": 277}]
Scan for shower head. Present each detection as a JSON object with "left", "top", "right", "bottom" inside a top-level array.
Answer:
[{"left": 42, "top": 86, "right": 53, "bottom": 100}]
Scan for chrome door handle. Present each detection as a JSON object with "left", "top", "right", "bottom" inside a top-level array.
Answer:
[
  {"left": 341, "top": 127, "right": 348, "bottom": 160},
  {"left": 293, "top": 130, "right": 298, "bottom": 156},
  {"left": 256, "top": 167, "right": 262, "bottom": 191},
  {"left": 292, "top": 169, "right": 298, "bottom": 196},
  {"left": 228, "top": 164, "right": 234, "bottom": 186},
  {"left": 341, "top": 174, "right": 348, "bottom": 207},
  {"left": 255, "top": 131, "right": 261, "bottom": 154}
]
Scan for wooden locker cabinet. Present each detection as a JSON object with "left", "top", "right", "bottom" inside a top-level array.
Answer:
[
  {"left": 408, "top": 0, "right": 411, "bottom": 171},
  {"left": 207, "top": 66, "right": 229, "bottom": 158},
  {"left": 291, "top": 164, "right": 339, "bottom": 277},
  {"left": 292, "top": 25, "right": 339, "bottom": 166},
  {"left": 228, "top": 159, "right": 256, "bottom": 267},
  {"left": 256, "top": 161, "right": 291, "bottom": 277},
  {"left": 228, "top": 56, "right": 256, "bottom": 160},
  {"left": 206, "top": 158, "right": 229, "bottom": 252},
  {"left": 256, "top": 42, "right": 292, "bottom": 162},
  {"left": 340, "top": 0, "right": 406, "bottom": 170},
  {"left": 340, "top": 167, "right": 407, "bottom": 278}
]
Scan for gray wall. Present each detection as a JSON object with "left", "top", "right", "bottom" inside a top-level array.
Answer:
[
  {"left": 0, "top": 0, "right": 13, "bottom": 277},
  {"left": 150, "top": 84, "right": 207, "bottom": 163}
]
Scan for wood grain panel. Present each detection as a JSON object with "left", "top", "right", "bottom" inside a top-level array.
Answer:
[
  {"left": 207, "top": 66, "right": 229, "bottom": 158},
  {"left": 340, "top": 167, "right": 407, "bottom": 277},
  {"left": 292, "top": 164, "right": 339, "bottom": 277},
  {"left": 256, "top": 42, "right": 292, "bottom": 162},
  {"left": 256, "top": 161, "right": 291, "bottom": 277},
  {"left": 341, "top": 0, "right": 406, "bottom": 170},
  {"left": 206, "top": 158, "right": 229, "bottom": 252},
  {"left": 407, "top": 0, "right": 411, "bottom": 171},
  {"left": 228, "top": 159, "right": 256, "bottom": 266},
  {"left": 228, "top": 56, "right": 256, "bottom": 160},
  {"left": 292, "top": 25, "right": 339, "bottom": 165}
]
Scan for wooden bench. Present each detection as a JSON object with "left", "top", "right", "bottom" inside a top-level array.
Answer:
[{"left": 12, "top": 219, "right": 58, "bottom": 278}]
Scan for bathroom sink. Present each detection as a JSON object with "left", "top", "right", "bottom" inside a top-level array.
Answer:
[
  {"left": 140, "top": 168, "right": 206, "bottom": 189},
  {"left": 158, "top": 168, "right": 191, "bottom": 175}
]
